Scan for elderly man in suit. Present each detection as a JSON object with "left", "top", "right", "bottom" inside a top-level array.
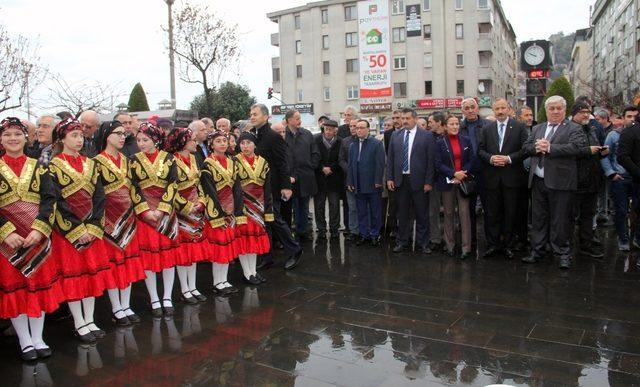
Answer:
[
  {"left": 314, "top": 119, "right": 343, "bottom": 239},
  {"left": 387, "top": 108, "right": 436, "bottom": 254},
  {"left": 478, "top": 99, "right": 529, "bottom": 259},
  {"left": 347, "top": 119, "right": 385, "bottom": 246},
  {"left": 522, "top": 96, "right": 587, "bottom": 269}
]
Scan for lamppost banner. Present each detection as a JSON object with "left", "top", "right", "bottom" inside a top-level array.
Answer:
[{"left": 358, "top": 0, "right": 392, "bottom": 103}]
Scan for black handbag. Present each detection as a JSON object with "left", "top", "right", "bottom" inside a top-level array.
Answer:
[{"left": 458, "top": 174, "right": 477, "bottom": 197}]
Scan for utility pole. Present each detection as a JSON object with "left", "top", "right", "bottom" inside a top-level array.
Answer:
[{"left": 166, "top": 0, "right": 177, "bottom": 109}]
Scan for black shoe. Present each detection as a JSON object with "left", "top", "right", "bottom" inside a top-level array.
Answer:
[
  {"left": 284, "top": 249, "right": 303, "bottom": 270},
  {"left": 244, "top": 275, "right": 261, "bottom": 285},
  {"left": 505, "top": 249, "right": 515, "bottom": 259},
  {"left": 191, "top": 292, "right": 207, "bottom": 302},
  {"left": 559, "top": 256, "right": 572, "bottom": 269},
  {"left": 213, "top": 283, "right": 232, "bottom": 296},
  {"left": 162, "top": 299, "right": 174, "bottom": 316},
  {"left": 112, "top": 310, "right": 131, "bottom": 327},
  {"left": 580, "top": 246, "right": 604, "bottom": 259},
  {"left": 522, "top": 255, "right": 537, "bottom": 264},
  {"left": 73, "top": 326, "right": 96, "bottom": 344},
  {"left": 316, "top": 232, "right": 327, "bottom": 240},
  {"left": 370, "top": 236, "right": 381, "bottom": 247},
  {"left": 356, "top": 236, "right": 369, "bottom": 246},
  {"left": 256, "top": 273, "right": 267, "bottom": 283},
  {"left": 392, "top": 245, "right": 406, "bottom": 253},
  {"left": 460, "top": 251, "right": 472, "bottom": 260},
  {"left": 418, "top": 246, "right": 432, "bottom": 254},
  {"left": 180, "top": 292, "right": 198, "bottom": 305},
  {"left": 256, "top": 259, "right": 274, "bottom": 271},
  {"left": 19, "top": 345, "right": 37, "bottom": 362},
  {"left": 86, "top": 324, "right": 106, "bottom": 339},
  {"left": 389, "top": 231, "right": 397, "bottom": 238},
  {"left": 483, "top": 247, "right": 500, "bottom": 258},
  {"left": 223, "top": 282, "right": 239, "bottom": 293},
  {"left": 150, "top": 301, "right": 163, "bottom": 318},
  {"left": 35, "top": 346, "right": 52, "bottom": 359},
  {"left": 124, "top": 308, "right": 141, "bottom": 323}
]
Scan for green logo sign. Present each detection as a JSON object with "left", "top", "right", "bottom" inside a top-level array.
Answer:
[{"left": 366, "top": 29, "right": 382, "bottom": 45}]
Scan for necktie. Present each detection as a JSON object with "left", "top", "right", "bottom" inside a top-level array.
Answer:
[
  {"left": 402, "top": 130, "right": 410, "bottom": 173},
  {"left": 539, "top": 125, "right": 557, "bottom": 168},
  {"left": 498, "top": 123, "right": 505, "bottom": 151}
]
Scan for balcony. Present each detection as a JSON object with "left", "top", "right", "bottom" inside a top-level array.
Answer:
[
  {"left": 271, "top": 33, "right": 279, "bottom": 47},
  {"left": 478, "top": 35, "right": 492, "bottom": 51},
  {"left": 477, "top": 67, "right": 493, "bottom": 80},
  {"left": 272, "top": 57, "right": 280, "bottom": 68}
]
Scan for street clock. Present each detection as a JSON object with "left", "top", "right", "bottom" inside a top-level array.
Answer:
[{"left": 524, "top": 44, "right": 545, "bottom": 66}]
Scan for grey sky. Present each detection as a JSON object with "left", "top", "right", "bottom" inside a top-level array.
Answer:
[{"left": 1, "top": 0, "right": 593, "bottom": 118}]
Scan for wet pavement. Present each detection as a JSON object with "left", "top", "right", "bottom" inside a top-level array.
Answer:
[{"left": 2, "top": 225, "right": 640, "bottom": 386}]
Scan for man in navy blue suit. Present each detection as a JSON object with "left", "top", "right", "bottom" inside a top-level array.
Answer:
[
  {"left": 387, "top": 108, "right": 437, "bottom": 254},
  {"left": 347, "top": 119, "right": 385, "bottom": 246}
]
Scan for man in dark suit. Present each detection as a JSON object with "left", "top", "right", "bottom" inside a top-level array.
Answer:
[
  {"left": 249, "top": 103, "right": 303, "bottom": 270},
  {"left": 382, "top": 116, "right": 399, "bottom": 238},
  {"left": 522, "top": 96, "right": 587, "bottom": 269},
  {"left": 337, "top": 105, "right": 358, "bottom": 139},
  {"left": 191, "top": 119, "right": 208, "bottom": 167},
  {"left": 478, "top": 99, "right": 529, "bottom": 259},
  {"left": 339, "top": 120, "right": 359, "bottom": 240},
  {"left": 79, "top": 110, "right": 100, "bottom": 157},
  {"left": 347, "top": 119, "right": 385, "bottom": 246},
  {"left": 313, "top": 119, "right": 343, "bottom": 239},
  {"left": 387, "top": 108, "right": 436, "bottom": 254}
]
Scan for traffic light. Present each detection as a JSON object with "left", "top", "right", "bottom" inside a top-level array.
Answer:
[
  {"left": 526, "top": 79, "right": 547, "bottom": 96},
  {"left": 267, "top": 87, "right": 273, "bottom": 99}
]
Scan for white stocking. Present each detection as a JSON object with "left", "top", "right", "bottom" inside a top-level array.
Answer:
[
  {"left": 220, "top": 263, "right": 230, "bottom": 288},
  {"left": 238, "top": 254, "right": 252, "bottom": 279},
  {"left": 68, "top": 301, "right": 89, "bottom": 335},
  {"left": 107, "top": 289, "right": 126, "bottom": 318},
  {"left": 10, "top": 314, "right": 33, "bottom": 351},
  {"left": 82, "top": 297, "right": 99, "bottom": 331},
  {"left": 187, "top": 263, "right": 199, "bottom": 294},
  {"left": 176, "top": 265, "right": 190, "bottom": 294},
  {"left": 144, "top": 270, "right": 160, "bottom": 307},
  {"left": 248, "top": 253, "right": 257, "bottom": 276},
  {"left": 28, "top": 313, "right": 47, "bottom": 349},
  {"left": 212, "top": 263, "right": 225, "bottom": 289},
  {"left": 162, "top": 267, "right": 175, "bottom": 306},
  {"left": 120, "top": 285, "right": 133, "bottom": 315}
]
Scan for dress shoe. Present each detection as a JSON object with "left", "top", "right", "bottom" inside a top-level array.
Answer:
[
  {"left": 558, "top": 256, "right": 572, "bottom": 269},
  {"left": 580, "top": 246, "right": 604, "bottom": 259},
  {"left": 356, "top": 236, "right": 369, "bottom": 246},
  {"left": 35, "top": 346, "right": 52, "bottom": 359},
  {"left": 87, "top": 324, "right": 106, "bottom": 339},
  {"left": 112, "top": 310, "right": 131, "bottom": 327},
  {"left": 213, "top": 284, "right": 233, "bottom": 296},
  {"left": 521, "top": 255, "right": 537, "bottom": 264},
  {"left": 505, "top": 249, "right": 515, "bottom": 259},
  {"left": 244, "top": 275, "right": 262, "bottom": 285},
  {"left": 370, "top": 236, "right": 382, "bottom": 247},
  {"left": 460, "top": 251, "right": 472, "bottom": 260},
  {"left": 284, "top": 249, "right": 303, "bottom": 270},
  {"left": 191, "top": 292, "right": 207, "bottom": 302},
  {"left": 180, "top": 292, "right": 198, "bottom": 305},
  {"left": 124, "top": 308, "right": 141, "bottom": 323},
  {"left": 223, "top": 282, "right": 239, "bottom": 293},
  {"left": 19, "top": 345, "right": 38, "bottom": 362},
  {"left": 392, "top": 245, "right": 406, "bottom": 253},
  {"left": 417, "top": 246, "right": 432, "bottom": 254},
  {"left": 256, "top": 259, "right": 274, "bottom": 270},
  {"left": 73, "top": 326, "right": 96, "bottom": 344},
  {"left": 256, "top": 273, "right": 267, "bottom": 283},
  {"left": 150, "top": 301, "right": 163, "bottom": 318},
  {"left": 483, "top": 247, "right": 500, "bottom": 258},
  {"left": 162, "top": 299, "right": 174, "bottom": 317}
]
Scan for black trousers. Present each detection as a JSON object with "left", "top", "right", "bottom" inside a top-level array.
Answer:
[
  {"left": 341, "top": 188, "right": 349, "bottom": 231},
  {"left": 262, "top": 199, "right": 300, "bottom": 264},
  {"left": 396, "top": 176, "right": 429, "bottom": 249},
  {"left": 530, "top": 176, "right": 574, "bottom": 259},
  {"left": 314, "top": 189, "right": 341, "bottom": 234},
  {"left": 515, "top": 186, "right": 530, "bottom": 244},
  {"left": 573, "top": 191, "right": 598, "bottom": 247},
  {"left": 385, "top": 189, "right": 398, "bottom": 232},
  {"left": 484, "top": 184, "right": 521, "bottom": 249}
]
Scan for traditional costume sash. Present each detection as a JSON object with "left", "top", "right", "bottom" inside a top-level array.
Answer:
[
  {"left": 104, "top": 186, "right": 137, "bottom": 251},
  {"left": 142, "top": 186, "right": 178, "bottom": 240},
  {"left": 243, "top": 184, "right": 265, "bottom": 229},
  {"left": 177, "top": 186, "right": 204, "bottom": 240}
]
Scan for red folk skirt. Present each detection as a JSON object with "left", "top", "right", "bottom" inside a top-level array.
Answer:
[
  {"left": 137, "top": 186, "right": 180, "bottom": 272},
  {"left": 104, "top": 229, "right": 145, "bottom": 290},
  {"left": 174, "top": 187, "right": 209, "bottom": 266},
  {"left": 235, "top": 217, "right": 270, "bottom": 256},
  {"left": 202, "top": 220, "right": 238, "bottom": 264}
]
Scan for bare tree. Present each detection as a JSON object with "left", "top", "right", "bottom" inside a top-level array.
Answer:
[
  {"left": 574, "top": 74, "right": 640, "bottom": 113},
  {"left": 0, "top": 25, "right": 46, "bottom": 115},
  {"left": 168, "top": 1, "right": 240, "bottom": 113},
  {"left": 41, "top": 74, "right": 121, "bottom": 118}
]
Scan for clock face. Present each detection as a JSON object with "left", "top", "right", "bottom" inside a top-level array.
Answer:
[{"left": 524, "top": 45, "right": 545, "bottom": 66}]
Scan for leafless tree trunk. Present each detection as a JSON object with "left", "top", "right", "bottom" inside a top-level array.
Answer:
[{"left": 40, "top": 74, "right": 121, "bottom": 118}]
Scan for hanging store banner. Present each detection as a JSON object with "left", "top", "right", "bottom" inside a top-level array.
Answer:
[
  {"left": 405, "top": 4, "right": 421, "bottom": 37},
  {"left": 358, "top": 0, "right": 392, "bottom": 101}
]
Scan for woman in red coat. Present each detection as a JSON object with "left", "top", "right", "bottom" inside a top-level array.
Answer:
[
  {"left": 48, "top": 119, "right": 116, "bottom": 343},
  {"left": 129, "top": 122, "right": 179, "bottom": 317},
  {"left": 0, "top": 117, "right": 61, "bottom": 361},
  {"left": 165, "top": 127, "right": 206, "bottom": 304}
]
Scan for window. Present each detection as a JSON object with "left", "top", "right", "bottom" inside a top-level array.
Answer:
[
  {"left": 344, "top": 5, "right": 357, "bottom": 20},
  {"left": 322, "top": 35, "right": 329, "bottom": 49},
  {"left": 295, "top": 40, "right": 302, "bottom": 54},
  {"left": 272, "top": 68, "right": 280, "bottom": 82},
  {"left": 296, "top": 65, "right": 302, "bottom": 78},
  {"left": 321, "top": 8, "right": 328, "bottom": 24},
  {"left": 424, "top": 81, "right": 432, "bottom": 95},
  {"left": 455, "top": 0, "right": 463, "bottom": 10},
  {"left": 393, "top": 56, "right": 406, "bottom": 70},
  {"left": 423, "top": 24, "right": 431, "bottom": 39},
  {"left": 347, "top": 85, "right": 359, "bottom": 100},
  {"left": 455, "top": 24, "right": 464, "bottom": 39},
  {"left": 423, "top": 0, "right": 431, "bottom": 11},
  {"left": 323, "top": 87, "right": 331, "bottom": 101},
  {"left": 423, "top": 53, "right": 433, "bottom": 67},
  {"left": 456, "top": 53, "right": 464, "bottom": 66},
  {"left": 456, "top": 80, "right": 465, "bottom": 95},
  {"left": 323, "top": 61, "right": 330, "bottom": 75},
  {"left": 297, "top": 89, "right": 304, "bottom": 102},
  {"left": 345, "top": 32, "right": 357, "bottom": 47},
  {"left": 294, "top": 14, "right": 300, "bottom": 29},
  {"left": 392, "top": 0, "right": 405, "bottom": 15},
  {"left": 346, "top": 59, "right": 359, "bottom": 73},
  {"left": 393, "top": 27, "right": 406, "bottom": 43},
  {"left": 478, "top": 0, "right": 488, "bottom": 9},
  {"left": 394, "top": 82, "right": 407, "bottom": 97}
]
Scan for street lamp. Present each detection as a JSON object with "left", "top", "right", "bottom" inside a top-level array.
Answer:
[{"left": 165, "top": 0, "right": 177, "bottom": 109}]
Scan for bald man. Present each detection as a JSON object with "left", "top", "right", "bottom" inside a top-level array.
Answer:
[{"left": 80, "top": 110, "right": 101, "bottom": 157}]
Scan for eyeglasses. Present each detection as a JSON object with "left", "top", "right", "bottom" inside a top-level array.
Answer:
[{"left": 111, "top": 131, "right": 127, "bottom": 137}]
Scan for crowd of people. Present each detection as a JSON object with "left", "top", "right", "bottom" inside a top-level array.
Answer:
[{"left": 1, "top": 94, "right": 640, "bottom": 363}]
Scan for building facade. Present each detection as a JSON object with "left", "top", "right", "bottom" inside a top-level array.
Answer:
[
  {"left": 569, "top": 28, "right": 594, "bottom": 98},
  {"left": 591, "top": 0, "right": 640, "bottom": 106},
  {"left": 267, "top": 0, "right": 517, "bottom": 122}
]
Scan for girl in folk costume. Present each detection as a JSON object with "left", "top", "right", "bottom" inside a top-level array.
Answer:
[
  {"left": 234, "top": 131, "right": 273, "bottom": 284},
  {"left": 93, "top": 121, "right": 146, "bottom": 326},
  {"left": 199, "top": 130, "right": 244, "bottom": 295},
  {"left": 164, "top": 127, "right": 206, "bottom": 304},
  {"left": 0, "top": 118, "right": 60, "bottom": 361},
  {"left": 129, "top": 122, "right": 179, "bottom": 317},
  {"left": 48, "top": 118, "right": 116, "bottom": 343}
]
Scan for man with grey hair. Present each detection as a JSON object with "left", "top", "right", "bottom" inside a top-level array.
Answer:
[
  {"left": 190, "top": 119, "right": 208, "bottom": 166},
  {"left": 79, "top": 110, "right": 101, "bottom": 157},
  {"left": 27, "top": 114, "right": 58, "bottom": 165},
  {"left": 216, "top": 118, "right": 231, "bottom": 134},
  {"left": 337, "top": 105, "right": 358, "bottom": 139},
  {"left": 522, "top": 95, "right": 587, "bottom": 269},
  {"left": 201, "top": 117, "right": 214, "bottom": 135}
]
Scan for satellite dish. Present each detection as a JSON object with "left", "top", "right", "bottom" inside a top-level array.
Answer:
[{"left": 477, "top": 82, "right": 485, "bottom": 93}]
